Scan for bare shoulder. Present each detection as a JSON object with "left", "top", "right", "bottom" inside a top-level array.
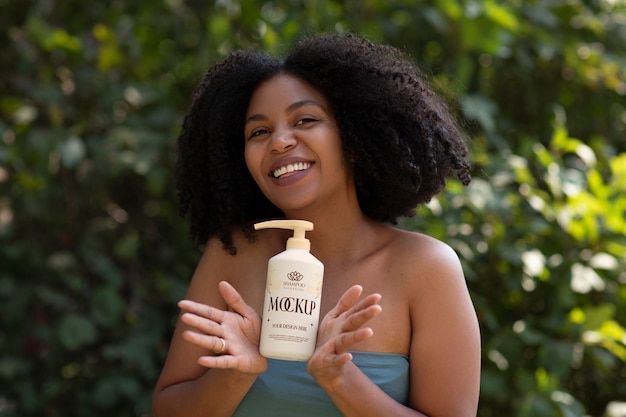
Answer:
[
  {"left": 382, "top": 226, "right": 472, "bottom": 318},
  {"left": 185, "top": 227, "right": 286, "bottom": 309},
  {"left": 387, "top": 227, "right": 464, "bottom": 283}
]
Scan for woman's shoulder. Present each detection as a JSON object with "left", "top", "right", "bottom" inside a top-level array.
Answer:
[
  {"left": 383, "top": 226, "right": 466, "bottom": 291},
  {"left": 185, "top": 227, "right": 284, "bottom": 304},
  {"left": 387, "top": 226, "right": 461, "bottom": 266},
  {"left": 201, "top": 226, "right": 286, "bottom": 262}
]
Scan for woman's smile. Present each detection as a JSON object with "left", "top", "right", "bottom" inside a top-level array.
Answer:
[{"left": 272, "top": 161, "right": 312, "bottom": 179}]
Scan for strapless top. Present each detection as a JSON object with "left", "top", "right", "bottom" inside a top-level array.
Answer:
[{"left": 232, "top": 351, "right": 409, "bottom": 416}]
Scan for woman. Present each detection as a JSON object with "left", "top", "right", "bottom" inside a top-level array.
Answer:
[{"left": 153, "top": 33, "right": 480, "bottom": 417}]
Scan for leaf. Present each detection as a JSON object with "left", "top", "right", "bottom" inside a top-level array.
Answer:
[
  {"left": 92, "top": 286, "right": 125, "bottom": 327},
  {"left": 57, "top": 314, "right": 97, "bottom": 350},
  {"left": 91, "top": 374, "right": 141, "bottom": 408},
  {"left": 551, "top": 391, "right": 587, "bottom": 417},
  {"left": 114, "top": 231, "right": 139, "bottom": 260},
  {"left": 59, "top": 136, "right": 86, "bottom": 169},
  {"left": 460, "top": 94, "right": 498, "bottom": 133},
  {"left": 570, "top": 263, "right": 605, "bottom": 294},
  {"left": 484, "top": 1, "right": 519, "bottom": 31}
]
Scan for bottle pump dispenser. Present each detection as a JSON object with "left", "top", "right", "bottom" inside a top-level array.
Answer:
[{"left": 254, "top": 220, "right": 324, "bottom": 361}]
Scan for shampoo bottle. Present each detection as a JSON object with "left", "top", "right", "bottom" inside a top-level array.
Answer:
[{"left": 254, "top": 220, "right": 324, "bottom": 361}]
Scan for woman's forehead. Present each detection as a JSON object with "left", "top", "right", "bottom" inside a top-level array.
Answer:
[{"left": 247, "top": 74, "right": 329, "bottom": 115}]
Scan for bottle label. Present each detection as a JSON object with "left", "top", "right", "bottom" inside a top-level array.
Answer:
[{"left": 260, "top": 262, "right": 323, "bottom": 359}]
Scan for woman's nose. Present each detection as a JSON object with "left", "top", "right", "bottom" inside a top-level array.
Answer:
[{"left": 269, "top": 129, "right": 296, "bottom": 153}]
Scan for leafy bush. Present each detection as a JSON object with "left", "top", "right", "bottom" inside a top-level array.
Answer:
[{"left": 402, "top": 121, "right": 626, "bottom": 416}]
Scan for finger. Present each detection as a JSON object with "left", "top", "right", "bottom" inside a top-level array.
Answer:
[
  {"left": 180, "top": 311, "right": 223, "bottom": 336},
  {"left": 218, "top": 281, "right": 257, "bottom": 319},
  {"left": 178, "top": 299, "right": 225, "bottom": 324},
  {"left": 181, "top": 330, "right": 226, "bottom": 353},
  {"left": 326, "top": 285, "right": 363, "bottom": 319},
  {"left": 346, "top": 293, "right": 382, "bottom": 317},
  {"left": 354, "top": 292, "right": 382, "bottom": 309},
  {"left": 323, "top": 351, "right": 354, "bottom": 367},
  {"left": 333, "top": 328, "right": 375, "bottom": 353},
  {"left": 342, "top": 304, "right": 382, "bottom": 333},
  {"left": 330, "top": 291, "right": 381, "bottom": 328},
  {"left": 197, "top": 354, "right": 239, "bottom": 369}
]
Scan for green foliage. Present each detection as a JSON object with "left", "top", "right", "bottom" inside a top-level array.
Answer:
[
  {"left": 403, "top": 121, "right": 626, "bottom": 416},
  {"left": 1, "top": 0, "right": 624, "bottom": 416}
]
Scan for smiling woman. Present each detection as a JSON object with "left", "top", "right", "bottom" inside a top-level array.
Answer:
[{"left": 153, "top": 33, "right": 480, "bottom": 417}]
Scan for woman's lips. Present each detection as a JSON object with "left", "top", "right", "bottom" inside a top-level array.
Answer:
[
  {"left": 272, "top": 161, "right": 312, "bottom": 179},
  {"left": 268, "top": 159, "right": 315, "bottom": 186}
]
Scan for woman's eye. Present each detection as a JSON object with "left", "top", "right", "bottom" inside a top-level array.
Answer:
[
  {"left": 296, "top": 118, "right": 318, "bottom": 126},
  {"left": 249, "top": 129, "right": 269, "bottom": 139}
]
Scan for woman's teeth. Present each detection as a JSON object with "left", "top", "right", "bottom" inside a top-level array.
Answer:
[{"left": 273, "top": 162, "right": 311, "bottom": 178}]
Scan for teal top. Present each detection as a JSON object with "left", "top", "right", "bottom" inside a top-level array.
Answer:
[{"left": 232, "top": 352, "right": 409, "bottom": 416}]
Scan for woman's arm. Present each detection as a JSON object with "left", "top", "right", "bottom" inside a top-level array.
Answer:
[
  {"left": 407, "top": 239, "right": 481, "bottom": 416},
  {"left": 152, "top": 240, "right": 268, "bottom": 417}
]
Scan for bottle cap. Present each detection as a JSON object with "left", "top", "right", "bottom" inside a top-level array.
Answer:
[{"left": 254, "top": 220, "right": 314, "bottom": 251}]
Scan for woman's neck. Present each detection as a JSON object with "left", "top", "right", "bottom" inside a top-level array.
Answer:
[{"left": 305, "top": 213, "right": 390, "bottom": 271}]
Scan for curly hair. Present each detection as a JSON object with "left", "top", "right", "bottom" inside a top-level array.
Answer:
[{"left": 176, "top": 33, "right": 471, "bottom": 253}]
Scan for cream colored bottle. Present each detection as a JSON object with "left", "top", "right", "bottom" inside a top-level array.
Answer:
[{"left": 254, "top": 220, "right": 324, "bottom": 361}]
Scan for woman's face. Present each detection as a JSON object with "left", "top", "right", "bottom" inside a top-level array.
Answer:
[{"left": 244, "top": 73, "right": 353, "bottom": 216}]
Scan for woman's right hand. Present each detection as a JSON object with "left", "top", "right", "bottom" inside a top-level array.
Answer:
[{"left": 178, "top": 281, "right": 268, "bottom": 375}]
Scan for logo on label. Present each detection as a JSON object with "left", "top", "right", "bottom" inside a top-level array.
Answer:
[{"left": 287, "top": 271, "right": 303, "bottom": 281}]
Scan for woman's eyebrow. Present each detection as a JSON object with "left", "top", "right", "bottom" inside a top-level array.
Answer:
[
  {"left": 245, "top": 100, "right": 325, "bottom": 126},
  {"left": 245, "top": 113, "right": 267, "bottom": 125},
  {"left": 286, "top": 99, "right": 324, "bottom": 113}
]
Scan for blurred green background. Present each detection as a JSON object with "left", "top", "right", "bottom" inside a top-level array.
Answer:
[{"left": 1, "top": 0, "right": 625, "bottom": 416}]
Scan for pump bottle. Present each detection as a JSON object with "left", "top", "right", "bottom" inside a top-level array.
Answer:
[{"left": 254, "top": 220, "right": 324, "bottom": 361}]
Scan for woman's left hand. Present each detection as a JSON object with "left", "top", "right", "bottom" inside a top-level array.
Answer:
[{"left": 307, "top": 285, "right": 382, "bottom": 381}]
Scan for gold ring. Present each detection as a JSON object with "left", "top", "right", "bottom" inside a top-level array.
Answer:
[{"left": 216, "top": 337, "right": 226, "bottom": 354}]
